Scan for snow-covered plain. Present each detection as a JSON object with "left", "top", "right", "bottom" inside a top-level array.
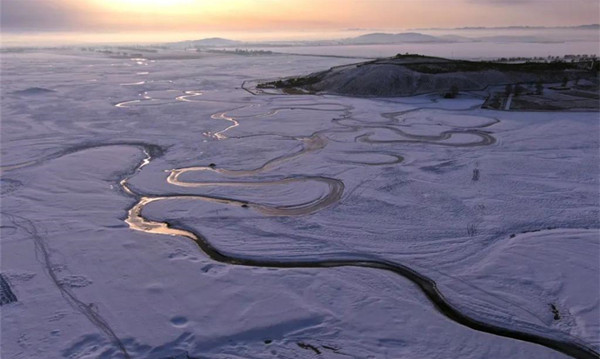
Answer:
[{"left": 1, "top": 50, "right": 598, "bottom": 359}]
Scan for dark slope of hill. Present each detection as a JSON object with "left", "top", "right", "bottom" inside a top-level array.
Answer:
[{"left": 259, "top": 55, "right": 598, "bottom": 97}]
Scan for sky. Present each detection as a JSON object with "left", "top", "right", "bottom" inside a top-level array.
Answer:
[{"left": 1, "top": 0, "right": 599, "bottom": 43}]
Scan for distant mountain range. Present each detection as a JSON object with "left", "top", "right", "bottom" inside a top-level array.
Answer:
[
  {"left": 412, "top": 24, "right": 600, "bottom": 31},
  {"left": 168, "top": 33, "right": 452, "bottom": 48},
  {"left": 168, "top": 25, "right": 599, "bottom": 48},
  {"left": 170, "top": 37, "right": 242, "bottom": 48},
  {"left": 338, "top": 32, "right": 567, "bottom": 44},
  {"left": 343, "top": 32, "right": 447, "bottom": 44}
]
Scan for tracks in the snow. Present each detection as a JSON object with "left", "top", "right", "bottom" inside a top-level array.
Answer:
[{"left": 4, "top": 97, "right": 598, "bottom": 358}]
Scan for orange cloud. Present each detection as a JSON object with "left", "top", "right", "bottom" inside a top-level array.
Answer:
[{"left": 2, "top": 0, "right": 598, "bottom": 32}]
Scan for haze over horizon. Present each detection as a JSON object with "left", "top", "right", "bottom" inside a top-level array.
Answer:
[{"left": 1, "top": 0, "right": 599, "bottom": 45}]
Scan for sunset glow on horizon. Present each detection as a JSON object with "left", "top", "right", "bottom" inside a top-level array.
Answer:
[{"left": 1, "top": 0, "right": 599, "bottom": 45}]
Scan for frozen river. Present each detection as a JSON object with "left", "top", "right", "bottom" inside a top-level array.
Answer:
[{"left": 1, "top": 51, "right": 598, "bottom": 358}]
